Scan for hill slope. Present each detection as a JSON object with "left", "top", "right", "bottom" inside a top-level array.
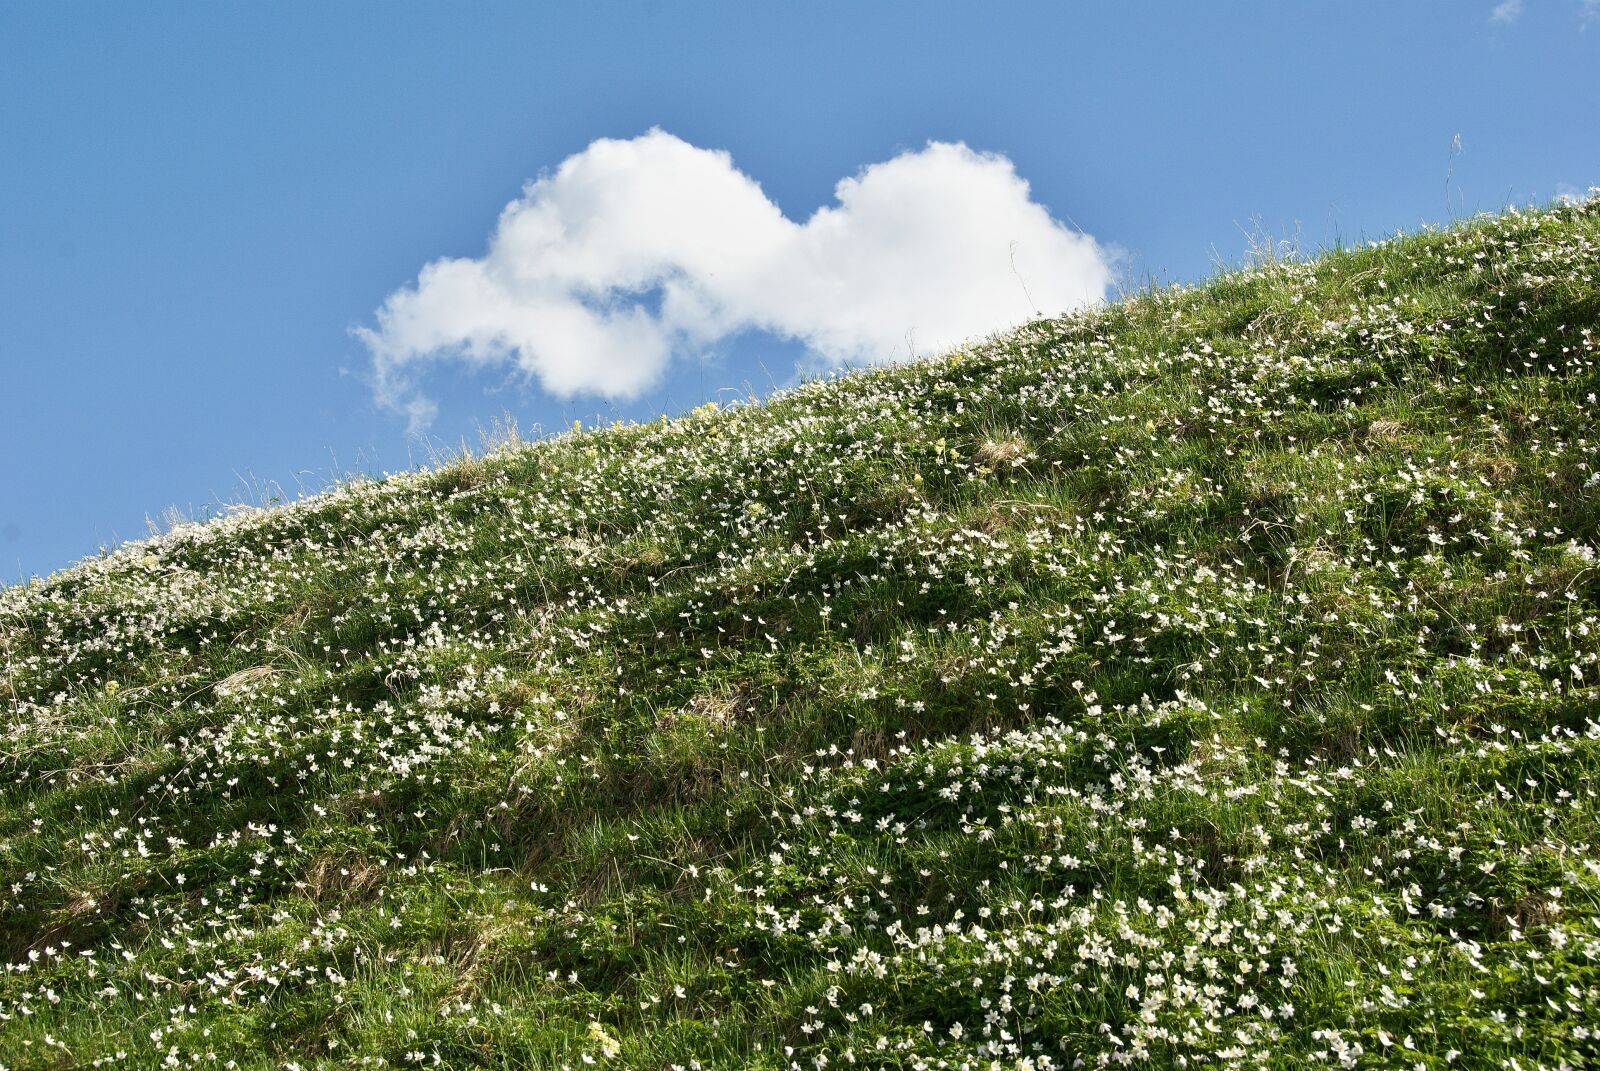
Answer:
[{"left": 3, "top": 199, "right": 1600, "bottom": 1070}]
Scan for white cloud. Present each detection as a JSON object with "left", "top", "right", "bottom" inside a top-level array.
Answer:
[
  {"left": 358, "top": 130, "right": 1111, "bottom": 429},
  {"left": 1490, "top": 0, "right": 1523, "bottom": 23}
]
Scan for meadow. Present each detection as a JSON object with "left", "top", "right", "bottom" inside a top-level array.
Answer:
[{"left": 2, "top": 197, "right": 1598, "bottom": 1069}]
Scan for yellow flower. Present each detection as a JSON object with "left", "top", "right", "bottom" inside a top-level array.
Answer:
[{"left": 586, "top": 1021, "right": 621, "bottom": 1059}]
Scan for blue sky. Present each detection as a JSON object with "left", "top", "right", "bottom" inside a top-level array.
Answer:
[{"left": 2, "top": 1, "right": 1596, "bottom": 581}]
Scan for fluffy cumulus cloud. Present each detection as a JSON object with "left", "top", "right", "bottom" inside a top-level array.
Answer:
[{"left": 358, "top": 130, "right": 1112, "bottom": 428}]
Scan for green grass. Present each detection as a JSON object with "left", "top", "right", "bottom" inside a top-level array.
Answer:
[{"left": 3, "top": 198, "right": 1599, "bottom": 1069}]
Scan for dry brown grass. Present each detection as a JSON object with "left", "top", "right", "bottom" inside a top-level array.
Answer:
[
  {"left": 974, "top": 433, "right": 1030, "bottom": 469},
  {"left": 213, "top": 664, "right": 281, "bottom": 697},
  {"left": 299, "top": 853, "right": 384, "bottom": 904},
  {"left": 1364, "top": 418, "right": 1408, "bottom": 443}
]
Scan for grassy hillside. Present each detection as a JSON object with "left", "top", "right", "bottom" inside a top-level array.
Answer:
[{"left": 3, "top": 198, "right": 1599, "bottom": 1070}]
